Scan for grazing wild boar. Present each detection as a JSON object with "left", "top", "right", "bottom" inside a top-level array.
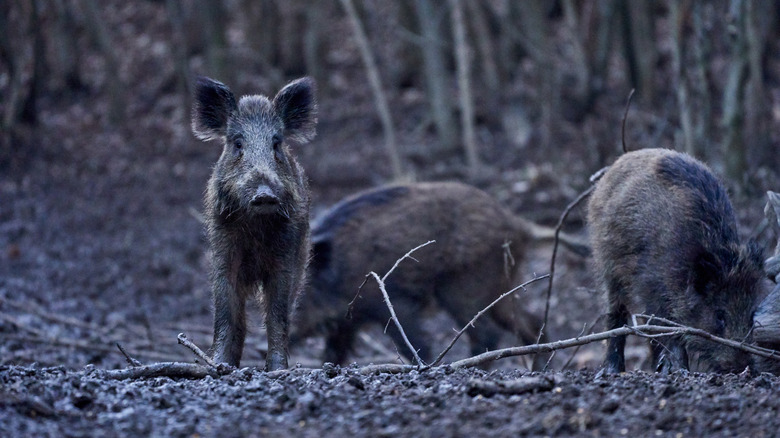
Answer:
[
  {"left": 192, "top": 76, "right": 316, "bottom": 370},
  {"left": 588, "top": 148, "right": 767, "bottom": 373},
  {"left": 293, "top": 181, "right": 589, "bottom": 368}
]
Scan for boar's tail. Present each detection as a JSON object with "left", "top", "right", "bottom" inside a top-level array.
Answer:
[{"left": 512, "top": 216, "right": 591, "bottom": 258}]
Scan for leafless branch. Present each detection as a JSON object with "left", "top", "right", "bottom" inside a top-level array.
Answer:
[
  {"left": 539, "top": 185, "right": 595, "bottom": 345},
  {"left": 453, "top": 318, "right": 780, "bottom": 370},
  {"left": 425, "top": 273, "right": 550, "bottom": 368},
  {"left": 383, "top": 240, "right": 435, "bottom": 282},
  {"left": 116, "top": 343, "right": 143, "bottom": 367},
  {"left": 99, "top": 362, "right": 222, "bottom": 380},
  {"left": 177, "top": 333, "right": 218, "bottom": 368},
  {"left": 467, "top": 375, "right": 555, "bottom": 397},
  {"left": 621, "top": 88, "right": 635, "bottom": 153},
  {"left": 367, "top": 240, "right": 436, "bottom": 368},
  {"left": 369, "top": 271, "right": 425, "bottom": 367}
]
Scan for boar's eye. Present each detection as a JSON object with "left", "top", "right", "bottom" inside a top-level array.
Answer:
[{"left": 233, "top": 138, "right": 243, "bottom": 150}]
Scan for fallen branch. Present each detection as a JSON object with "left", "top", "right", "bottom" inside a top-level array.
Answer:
[
  {"left": 467, "top": 375, "right": 555, "bottom": 397},
  {"left": 100, "top": 333, "right": 235, "bottom": 380},
  {"left": 451, "top": 320, "right": 780, "bottom": 370},
  {"left": 425, "top": 273, "right": 550, "bottom": 369},
  {"left": 99, "top": 362, "right": 221, "bottom": 380}
]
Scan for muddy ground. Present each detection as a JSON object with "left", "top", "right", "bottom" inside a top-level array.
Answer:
[
  {"left": 3, "top": 1, "right": 780, "bottom": 436},
  {"left": 3, "top": 365, "right": 780, "bottom": 437}
]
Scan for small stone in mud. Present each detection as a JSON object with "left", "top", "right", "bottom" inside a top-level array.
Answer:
[{"left": 347, "top": 376, "right": 365, "bottom": 391}]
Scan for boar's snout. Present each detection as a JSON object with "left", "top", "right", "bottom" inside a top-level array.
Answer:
[{"left": 250, "top": 184, "right": 280, "bottom": 210}]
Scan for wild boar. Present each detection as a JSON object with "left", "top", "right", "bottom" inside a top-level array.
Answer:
[
  {"left": 294, "top": 181, "right": 589, "bottom": 368},
  {"left": 192, "top": 76, "right": 316, "bottom": 370},
  {"left": 588, "top": 148, "right": 766, "bottom": 373}
]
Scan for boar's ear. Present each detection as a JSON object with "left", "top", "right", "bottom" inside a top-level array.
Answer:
[
  {"left": 192, "top": 76, "right": 237, "bottom": 141},
  {"left": 273, "top": 77, "right": 318, "bottom": 144}
]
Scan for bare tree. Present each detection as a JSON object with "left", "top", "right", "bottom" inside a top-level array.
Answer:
[
  {"left": 619, "top": 0, "right": 657, "bottom": 103},
  {"left": 412, "top": 0, "right": 458, "bottom": 152},
  {"left": 450, "top": 0, "right": 479, "bottom": 177},
  {"left": 560, "top": 0, "right": 618, "bottom": 120},
  {"left": 339, "top": 0, "right": 405, "bottom": 180},
  {"left": 722, "top": 0, "right": 750, "bottom": 184},
  {"left": 743, "top": 0, "right": 775, "bottom": 168},
  {"left": 80, "top": 0, "right": 125, "bottom": 124},
  {"left": 669, "top": 0, "right": 697, "bottom": 156},
  {"left": 166, "top": 0, "right": 193, "bottom": 111}
]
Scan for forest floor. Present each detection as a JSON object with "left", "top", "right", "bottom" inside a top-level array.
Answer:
[
  {"left": 3, "top": 2, "right": 780, "bottom": 436},
  {"left": 3, "top": 86, "right": 780, "bottom": 436}
]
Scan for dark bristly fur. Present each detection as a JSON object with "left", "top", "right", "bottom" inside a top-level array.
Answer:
[
  {"left": 588, "top": 148, "right": 767, "bottom": 374},
  {"left": 293, "top": 181, "right": 587, "bottom": 370},
  {"left": 192, "top": 76, "right": 317, "bottom": 371}
]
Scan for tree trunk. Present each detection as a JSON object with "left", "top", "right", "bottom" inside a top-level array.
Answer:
[
  {"left": 339, "top": 0, "right": 405, "bottom": 180},
  {"left": 722, "top": 0, "right": 750, "bottom": 185},
  {"left": 413, "top": 0, "right": 458, "bottom": 152},
  {"left": 669, "top": 0, "right": 698, "bottom": 157},
  {"left": 80, "top": 0, "right": 125, "bottom": 125},
  {"left": 450, "top": 0, "right": 479, "bottom": 177}
]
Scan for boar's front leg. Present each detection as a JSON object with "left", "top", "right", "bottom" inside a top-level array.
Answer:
[
  {"left": 262, "top": 265, "right": 302, "bottom": 371},
  {"left": 211, "top": 271, "right": 248, "bottom": 367}
]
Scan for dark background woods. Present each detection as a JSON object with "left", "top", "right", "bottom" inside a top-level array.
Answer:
[
  {"left": 1, "top": 0, "right": 780, "bottom": 370},
  {"left": 4, "top": 1, "right": 780, "bottom": 185}
]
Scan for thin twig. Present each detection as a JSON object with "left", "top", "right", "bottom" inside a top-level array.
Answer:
[
  {"left": 621, "top": 88, "right": 636, "bottom": 153},
  {"left": 562, "top": 314, "right": 605, "bottom": 370},
  {"left": 368, "top": 240, "right": 436, "bottom": 368},
  {"left": 177, "top": 333, "right": 218, "bottom": 368},
  {"left": 539, "top": 186, "right": 595, "bottom": 345},
  {"left": 382, "top": 240, "right": 435, "bottom": 282},
  {"left": 369, "top": 272, "right": 425, "bottom": 367},
  {"left": 116, "top": 343, "right": 143, "bottom": 367},
  {"left": 425, "top": 274, "right": 550, "bottom": 369}
]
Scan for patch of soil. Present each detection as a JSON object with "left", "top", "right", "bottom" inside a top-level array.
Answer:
[{"left": 3, "top": 365, "right": 779, "bottom": 437}]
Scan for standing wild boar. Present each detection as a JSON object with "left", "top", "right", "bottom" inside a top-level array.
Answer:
[
  {"left": 191, "top": 76, "right": 316, "bottom": 370},
  {"left": 588, "top": 148, "right": 766, "bottom": 373},
  {"left": 293, "top": 181, "right": 589, "bottom": 368}
]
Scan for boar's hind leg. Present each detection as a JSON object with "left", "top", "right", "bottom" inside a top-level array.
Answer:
[
  {"left": 604, "top": 289, "right": 630, "bottom": 373},
  {"left": 212, "top": 275, "right": 248, "bottom": 367},
  {"left": 323, "top": 320, "right": 357, "bottom": 365}
]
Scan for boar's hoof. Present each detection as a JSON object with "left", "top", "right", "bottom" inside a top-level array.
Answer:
[{"left": 265, "top": 352, "right": 288, "bottom": 372}]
